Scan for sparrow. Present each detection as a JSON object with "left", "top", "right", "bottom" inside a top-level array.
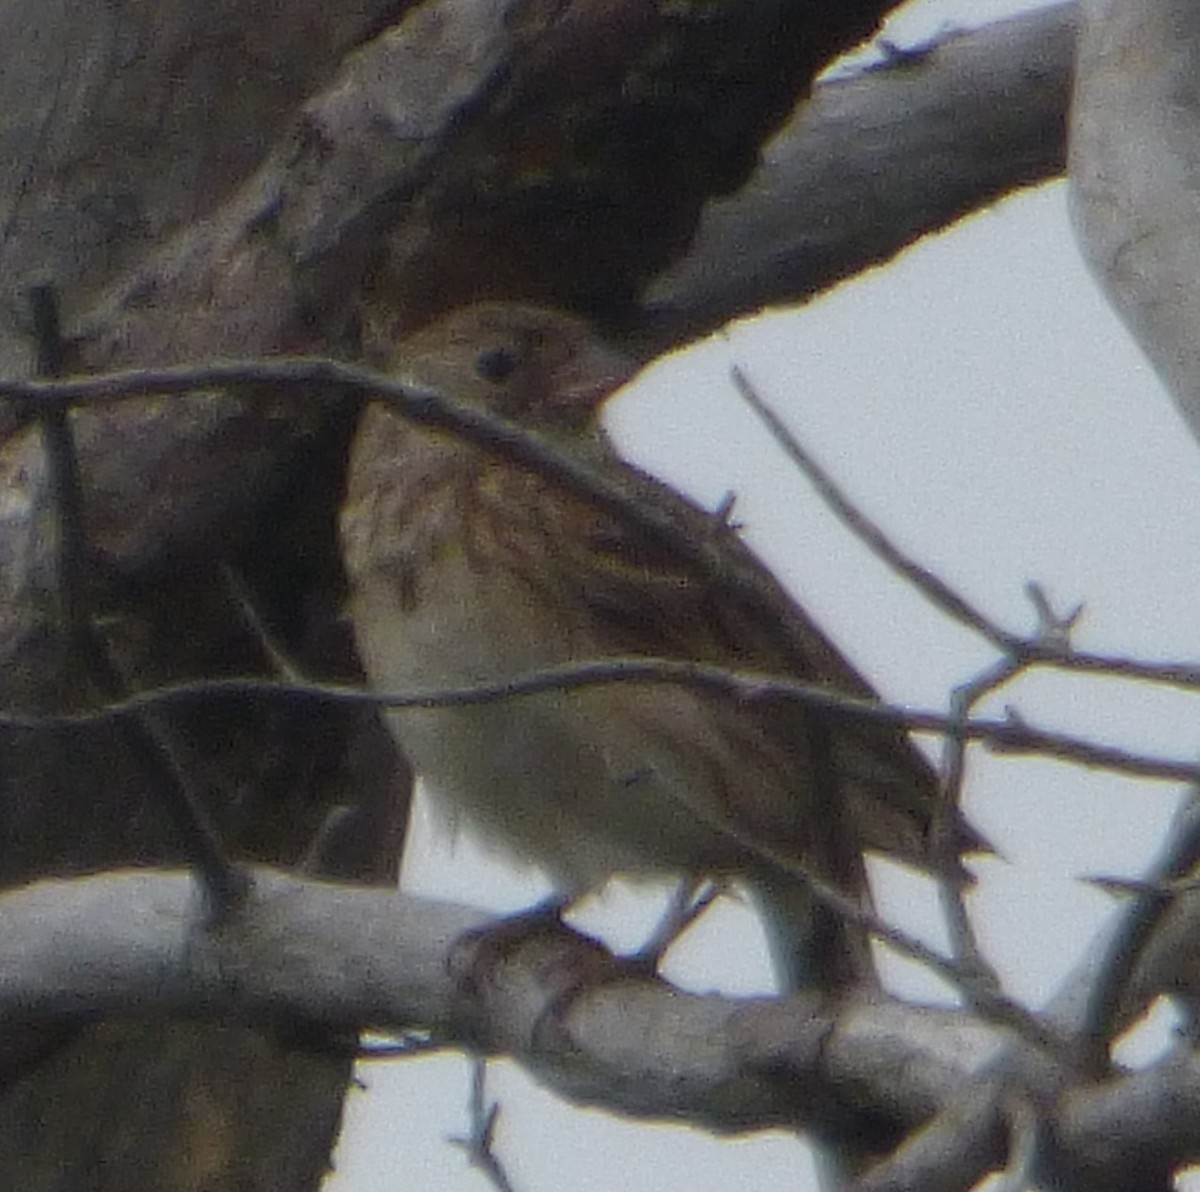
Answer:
[{"left": 339, "top": 302, "right": 981, "bottom": 993}]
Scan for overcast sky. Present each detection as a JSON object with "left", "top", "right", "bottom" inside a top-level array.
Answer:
[{"left": 328, "top": 2, "right": 1200, "bottom": 1188}]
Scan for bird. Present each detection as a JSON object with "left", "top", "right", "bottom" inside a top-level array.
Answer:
[{"left": 339, "top": 301, "right": 982, "bottom": 994}]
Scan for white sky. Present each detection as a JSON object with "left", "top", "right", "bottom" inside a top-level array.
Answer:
[{"left": 328, "top": 2, "right": 1200, "bottom": 1189}]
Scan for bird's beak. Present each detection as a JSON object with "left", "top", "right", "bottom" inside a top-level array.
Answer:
[{"left": 551, "top": 340, "right": 640, "bottom": 413}]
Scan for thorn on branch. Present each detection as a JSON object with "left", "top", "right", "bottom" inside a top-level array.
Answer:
[
  {"left": 710, "top": 490, "right": 742, "bottom": 531},
  {"left": 1025, "top": 581, "right": 1084, "bottom": 651}
]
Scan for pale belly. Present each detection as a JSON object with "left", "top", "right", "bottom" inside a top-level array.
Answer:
[{"left": 349, "top": 553, "right": 755, "bottom": 894}]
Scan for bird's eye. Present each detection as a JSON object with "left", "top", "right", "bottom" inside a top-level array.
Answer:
[{"left": 475, "top": 346, "right": 521, "bottom": 383}]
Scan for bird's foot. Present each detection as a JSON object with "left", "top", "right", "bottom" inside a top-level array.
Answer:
[
  {"left": 449, "top": 894, "right": 576, "bottom": 1002},
  {"left": 449, "top": 895, "right": 656, "bottom": 1052}
]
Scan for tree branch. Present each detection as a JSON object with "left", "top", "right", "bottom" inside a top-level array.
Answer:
[
  {"left": 1071, "top": 0, "right": 1200, "bottom": 447},
  {"left": 2, "top": 660, "right": 1195, "bottom": 788},
  {"left": 0, "top": 868, "right": 1044, "bottom": 1158},
  {"left": 639, "top": 3, "right": 1077, "bottom": 349},
  {"left": 4, "top": 865, "right": 1199, "bottom": 1191}
]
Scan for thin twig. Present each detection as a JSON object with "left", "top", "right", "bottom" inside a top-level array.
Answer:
[
  {"left": 730, "top": 363, "right": 1014, "bottom": 650},
  {"left": 14, "top": 357, "right": 1200, "bottom": 699},
  {"left": 218, "top": 562, "right": 306, "bottom": 682},
  {"left": 661, "top": 771, "right": 1071, "bottom": 1057},
  {"left": 1018, "top": 646, "right": 1200, "bottom": 693},
  {"left": 9, "top": 360, "right": 1200, "bottom": 694},
  {"left": 935, "top": 589, "right": 1085, "bottom": 1007},
  {"left": 729, "top": 361, "right": 1200, "bottom": 1051},
  {"left": 730, "top": 364, "right": 1200, "bottom": 702},
  {"left": 1, "top": 357, "right": 877, "bottom": 667},
  {"left": 28, "top": 284, "right": 87, "bottom": 634},
  {"left": 20, "top": 300, "right": 247, "bottom": 922},
  {"left": 1025, "top": 580, "right": 1085, "bottom": 649},
  {"left": 0, "top": 357, "right": 764, "bottom": 602},
  {"left": 0, "top": 660, "right": 1077, "bottom": 1048},
  {"left": 75, "top": 647, "right": 250, "bottom": 922},
  {"left": 634, "top": 879, "right": 723, "bottom": 971},
  {"left": 218, "top": 561, "right": 366, "bottom": 882},
  {"left": 0, "top": 662, "right": 1193, "bottom": 785},
  {"left": 937, "top": 654, "right": 1024, "bottom": 996},
  {"left": 8, "top": 357, "right": 1200, "bottom": 1051}
]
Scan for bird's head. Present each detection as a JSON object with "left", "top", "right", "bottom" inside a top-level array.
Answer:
[{"left": 389, "top": 303, "right": 638, "bottom": 435}]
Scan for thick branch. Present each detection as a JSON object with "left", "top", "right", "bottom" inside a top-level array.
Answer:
[
  {"left": 640, "top": 4, "right": 1077, "bottom": 348},
  {"left": 1070, "top": 0, "right": 1200, "bottom": 446},
  {"left": 6, "top": 866, "right": 1200, "bottom": 1190},
  {"left": 0, "top": 0, "right": 411, "bottom": 366},
  {"left": 0, "top": 867, "right": 1017, "bottom": 1157}
]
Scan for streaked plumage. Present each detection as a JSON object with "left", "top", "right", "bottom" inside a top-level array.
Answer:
[{"left": 340, "top": 303, "right": 981, "bottom": 992}]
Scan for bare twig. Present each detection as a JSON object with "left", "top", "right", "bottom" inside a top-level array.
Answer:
[
  {"left": 633, "top": 879, "right": 722, "bottom": 972},
  {"left": 727, "top": 360, "right": 1200, "bottom": 1053},
  {"left": 0, "top": 357, "right": 881, "bottom": 665},
  {"left": 0, "top": 662, "right": 1080, "bottom": 1049},
  {"left": 730, "top": 364, "right": 1200, "bottom": 702},
  {"left": 0, "top": 662, "right": 1193, "bottom": 785},
  {"left": 730, "top": 363, "right": 1013, "bottom": 650},
  {"left": 8, "top": 359, "right": 1200, "bottom": 692},
  {"left": 12, "top": 357, "right": 1200, "bottom": 696},
  {"left": 935, "top": 589, "right": 1085, "bottom": 1007},
  {"left": 937, "top": 654, "right": 1024, "bottom": 997},
  {"left": 0, "top": 358, "right": 764, "bottom": 607},
  {"left": 23, "top": 289, "right": 247, "bottom": 922},
  {"left": 87, "top": 648, "right": 249, "bottom": 922},
  {"left": 218, "top": 562, "right": 306, "bottom": 682},
  {"left": 29, "top": 283, "right": 87, "bottom": 634},
  {"left": 665, "top": 771, "right": 1070, "bottom": 1057},
  {"left": 1020, "top": 647, "right": 1200, "bottom": 693},
  {"left": 0, "top": 646, "right": 1185, "bottom": 1040},
  {"left": 8, "top": 356, "right": 1200, "bottom": 1055},
  {"left": 1025, "top": 581, "right": 1085, "bottom": 649}
]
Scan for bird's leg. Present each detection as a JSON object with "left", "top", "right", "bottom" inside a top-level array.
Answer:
[{"left": 629, "top": 878, "right": 723, "bottom": 975}]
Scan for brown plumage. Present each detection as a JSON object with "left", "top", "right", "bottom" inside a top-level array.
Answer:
[{"left": 340, "top": 302, "right": 981, "bottom": 992}]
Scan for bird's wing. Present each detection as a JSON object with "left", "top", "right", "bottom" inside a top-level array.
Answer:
[{"left": 471, "top": 443, "right": 985, "bottom": 876}]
